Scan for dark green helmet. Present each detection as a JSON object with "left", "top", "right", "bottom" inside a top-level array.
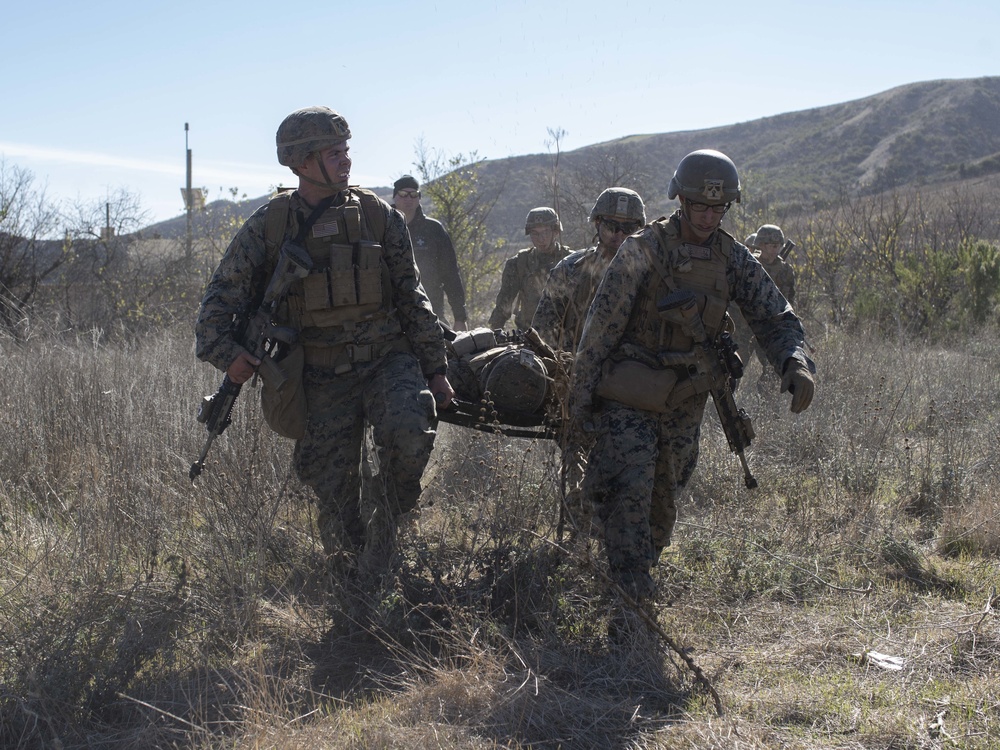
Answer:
[
  {"left": 755, "top": 224, "right": 784, "bottom": 245},
  {"left": 276, "top": 106, "right": 351, "bottom": 169},
  {"left": 524, "top": 207, "right": 562, "bottom": 234},
  {"left": 667, "top": 149, "right": 741, "bottom": 205},
  {"left": 589, "top": 187, "right": 646, "bottom": 224},
  {"left": 745, "top": 232, "right": 758, "bottom": 248},
  {"left": 480, "top": 347, "right": 549, "bottom": 415}
]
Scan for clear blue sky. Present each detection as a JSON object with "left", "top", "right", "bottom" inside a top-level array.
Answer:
[{"left": 2, "top": 0, "right": 997, "bottom": 226}]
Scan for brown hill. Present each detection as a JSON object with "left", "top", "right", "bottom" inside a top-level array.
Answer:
[{"left": 142, "top": 76, "right": 1000, "bottom": 247}]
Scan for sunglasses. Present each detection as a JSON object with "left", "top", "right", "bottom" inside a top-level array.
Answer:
[
  {"left": 395, "top": 190, "right": 420, "bottom": 199},
  {"left": 601, "top": 218, "right": 641, "bottom": 235},
  {"left": 687, "top": 201, "right": 730, "bottom": 215}
]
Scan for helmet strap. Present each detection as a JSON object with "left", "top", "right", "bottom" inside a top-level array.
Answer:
[
  {"left": 678, "top": 197, "right": 694, "bottom": 227},
  {"left": 291, "top": 161, "right": 348, "bottom": 192},
  {"left": 317, "top": 159, "right": 342, "bottom": 190}
]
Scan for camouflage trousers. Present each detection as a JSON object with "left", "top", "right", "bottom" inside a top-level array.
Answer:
[
  {"left": 293, "top": 351, "right": 437, "bottom": 565},
  {"left": 583, "top": 396, "right": 708, "bottom": 599}
]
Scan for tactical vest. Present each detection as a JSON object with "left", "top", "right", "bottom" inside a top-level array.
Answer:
[
  {"left": 514, "top": 245, "right": 568, "bottom": 329},
  {"left": 561, "top": 250, "right": 607, "bottom": 349},
  {"left": 266, "top": 189, "right": 392, "bottom": 342},
  {"left": 628, "top": 217, "right": 734, "bottom": 355},
  {"left": 760, "top": 256, "right": 795, "bottom": 302}
]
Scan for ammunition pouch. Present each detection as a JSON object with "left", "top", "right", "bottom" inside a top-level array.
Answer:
[
  {"left": 450, "top": 327, "right": 499, "bottom": 359},
  {"left": 259, "top": 344, "right": 307, "bottom": 440},
  {"left": 595, "top": 357, "right": 678, "bottom": 413}
]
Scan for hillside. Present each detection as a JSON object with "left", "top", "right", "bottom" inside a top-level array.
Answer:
[
  {"left": 143, "top": 76, "right": 1000, "bottom": 246},
  {"left": 475, "top": 76, "right": 1000, "bottom": 240}
]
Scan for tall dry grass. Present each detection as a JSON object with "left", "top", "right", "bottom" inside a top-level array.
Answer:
[{"left": 0, "top": 325, "right": 998, "bottom": 748}]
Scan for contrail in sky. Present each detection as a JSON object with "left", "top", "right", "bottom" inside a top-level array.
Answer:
[{"left": 0, "top": 142, "right": 279, "bottom": 186}]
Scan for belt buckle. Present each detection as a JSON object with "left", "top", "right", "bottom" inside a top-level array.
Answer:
[{"left": 347, "top": 343, "right": 374, "bottom": 364}]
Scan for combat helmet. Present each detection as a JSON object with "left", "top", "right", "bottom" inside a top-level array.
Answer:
[
  {"left": 667, "top": 149, "right": 741, "bottom": 205},
  {"left": 589, "top": 187, "right": 646, "bottom": 224},
  {"left": 755, "top": 224, "right": 784, "bottom": 246},
  {"left": 744, "top": 232, "right": 758, "bottom": 248},
  {"left": 479, "top": 347, "right": 550, "bottom": 415},
  {"left": 276, "top": 106, "right": 351, "bottom": 169},
  {"left": 524, "top": 207, "right": 562, "bottom": 234}
]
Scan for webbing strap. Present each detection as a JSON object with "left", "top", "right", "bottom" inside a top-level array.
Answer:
[
  {"left": 641, "top": 223, "right": 678, "bottom": 292},
  {"left": 264, "top": 192, "right": 292, "bottom": 259}
]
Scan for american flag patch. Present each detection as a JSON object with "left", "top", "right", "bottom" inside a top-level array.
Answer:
[{"left": 313, "top": 220, "right": 340, "bottom": 238}]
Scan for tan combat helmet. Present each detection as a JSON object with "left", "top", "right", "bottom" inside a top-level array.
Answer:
[
  {"left": 755, "top": 224, "right": 785, "bottom": 246},
  {"left": 524, "top": 206, "right": 562, "bottom": 234},
  {"left": 589, "top": 187, "right": 646, "bottom": 224},
  {"left": 667, "top": 149, "right": 742, "bottom": 205},
  {"left": 276, "top": 106, "right": 351, "bottom": 189}
]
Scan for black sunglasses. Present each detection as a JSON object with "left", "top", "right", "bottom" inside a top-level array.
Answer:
[{"left": 602, "top": 218, "right": 641, "bottom": 235}]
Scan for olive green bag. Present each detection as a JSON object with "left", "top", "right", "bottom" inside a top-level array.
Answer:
[
  {"left": 595, "top": 358, "right": 678, "bottom": 413},
  {"left": 260, "top": 344, "right": 307, "bottom": 440},
  {"left": 257, "top": 193, "right": 307, "bottom": 440}
]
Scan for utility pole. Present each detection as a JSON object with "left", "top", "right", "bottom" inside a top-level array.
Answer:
[
  {"left": 99, "top": 201, "right": 115, "bottom": 241},
  {"left": 185, "top": 122, "right": 193, "bottom": 257}
]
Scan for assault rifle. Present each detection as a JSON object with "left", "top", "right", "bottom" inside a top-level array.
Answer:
[
  {"left": 779, "top": 239, "right": 797, "bottom": 260},
  {"left": 189, "top": 242, "right": 313, "bottom": 481},
  {"left": 657, "top": 289, "right": 758, "bottom": 489}
]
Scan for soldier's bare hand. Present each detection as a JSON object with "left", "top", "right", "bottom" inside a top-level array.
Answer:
[{"left": 227, "top": 351, "right": 261, "bottom": 384}]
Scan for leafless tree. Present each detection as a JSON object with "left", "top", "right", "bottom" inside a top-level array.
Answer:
[
  {"left": 560, "top": 143, "right": 656, "bottom": 249},
  {"left": 0, "top": 160, "right": 65, "bottom": 337}
]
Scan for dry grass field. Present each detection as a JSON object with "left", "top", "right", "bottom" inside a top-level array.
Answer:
[{"left": 0, "top": 326, "right": 998, "bottom": 749}]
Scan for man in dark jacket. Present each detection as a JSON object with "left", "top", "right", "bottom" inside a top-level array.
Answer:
[{"left": 393, "top": 175, "right": 468, "bottom": 330}]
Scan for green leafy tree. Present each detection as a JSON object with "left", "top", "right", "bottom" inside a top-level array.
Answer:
[
  {"left": 414, "top": 141, "right": 507, "bottom": 326},
  {"left": 957, "top": 239, "right": 1000, "bottom": 324}
]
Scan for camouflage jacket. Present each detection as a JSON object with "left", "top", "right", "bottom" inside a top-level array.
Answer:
[
  {"left": 195, "top": 189, "right": 447, "bottom": 377},
  {"left": 758, "top": 255, "right": 796, "bottom": 305},
  {"left": 569, "top": 211, "right": 810, "bottom": 420},
  {"left": 488, "top": 243, "right": 572, "bottom": 330},
  {"left": 533, "top": 244, "right": 611, "bottom": 352},
  {"left": 404, "top": 205, "right": 468, "bottom": 324}
]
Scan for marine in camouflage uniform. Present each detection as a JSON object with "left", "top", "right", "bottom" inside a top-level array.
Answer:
[
  {"left": 488, "top": 207, "right": 572, "bottom": 331},
  {"left": 195, "top": 106, "right": 454, "bottom": 579},
  {"left": 535, "top": 188, "right": 647, "bottom": 539},
  {"left": 392, "top": 175, "right": 469, "bottom": 330},
  {"left": 747, "top": 224, "right": 798, "bottom": 381},
  {"left": 568, "top": 150, "right": 815, "bottom": 601},
  {"left": 534, "top": 188, "right": 646, "bottom": 353}
]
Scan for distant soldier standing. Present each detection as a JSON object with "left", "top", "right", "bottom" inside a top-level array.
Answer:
[
  {"left": 488, "top": 207, "right": 571, "bottom": 331},
  {"left": 534, "top": 188, "right": 646, "bottom": 352},
  {"left": 195, "top": 106, "right": 453, "bottom": 583},
  {"left": 754, "top": 224, "right": 795, "bottom": 304},
  {"left": 392, "top": 175, "right": 469, "bottom": 331},
  {"left": 748, "top": 223, "right": 798, "bottom": 387},
  {"left": 568, "top": 149, "right": 814, "bottom": 604}
]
